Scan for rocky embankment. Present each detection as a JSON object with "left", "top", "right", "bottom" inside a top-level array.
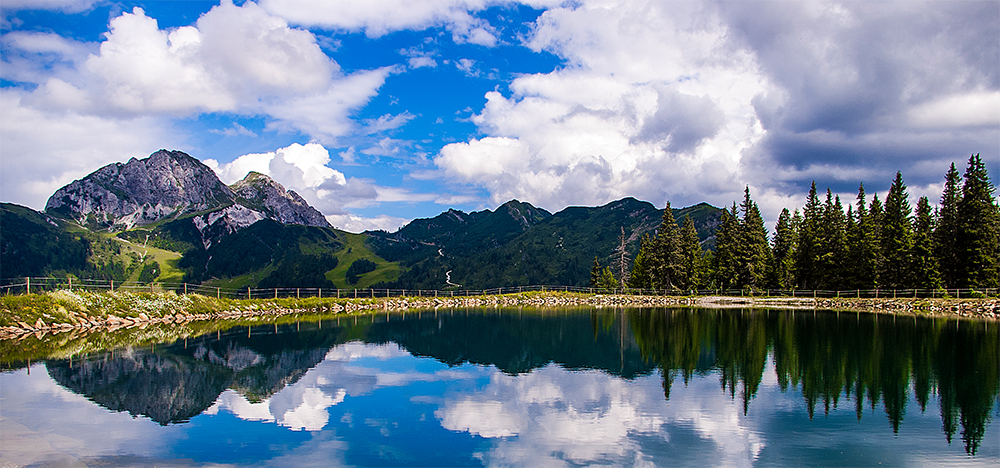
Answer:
[{"left": 2, "top": 291, "right": 997, "bottom": 341}]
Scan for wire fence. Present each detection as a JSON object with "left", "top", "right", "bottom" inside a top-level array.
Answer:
[{"left": 1, "top": 276, "right": 997, "bottom": 300}]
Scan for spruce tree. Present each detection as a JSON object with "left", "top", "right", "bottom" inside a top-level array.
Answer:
[
  {"left": 598, "top": 267, "right": 619, "bottom": 290},
  {"left": 848, "top": 183, "right": 879, "bottom": 289},
  {"left": 880, "top": 171, "right": 914, "bottom": 288},
  {"left": 795, "top": 182, "right": 822, "bottom": 289},
  {"left": 739, "top": 187, "right": 772, "bottom": 289},
  {"left": 628, "top": 234, "right": 654, "bottom": 289},
  {"left": 589, "top": 257, "right": 603, "bottom": 288},
  {"left": 956, "top": 154, "right": 1000, "bottom": 288},
  {"left": 678, "top": 215, "right": 703, "bottom": 290},
  {"left": 935, "top": 163, "right": 962, "bottom": 288},
  {"left": 653, "top": 202, "right": 682, "bottom": 290},
  {"left": 712, "top": 203, "right": 740, "bottom": 290},
  {"left": 771, "top": 208, "right": 796, "bottom": 289},
  {"left": 817, "top": 191, "right": 848, "bottom": 289},
  {"left": 911, "top": 196, "right": 941, "bottom": 289}
]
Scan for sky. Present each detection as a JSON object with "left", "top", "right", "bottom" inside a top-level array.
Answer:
[{"left": 1, "top": 0, "right": 997, "bottom": 233}]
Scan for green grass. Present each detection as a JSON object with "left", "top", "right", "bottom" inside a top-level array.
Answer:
[
  {"left": 109, "top": 235, "right": 185, "bottom": 283},
  {"left": 326, "top": 233, "right": 403, "bottom": 289}
]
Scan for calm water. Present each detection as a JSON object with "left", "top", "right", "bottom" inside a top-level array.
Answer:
[{"left": 1, "top": 308, "right": 998, "bottom": 467}]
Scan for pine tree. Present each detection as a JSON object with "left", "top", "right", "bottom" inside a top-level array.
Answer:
[
  {"left": 653, "top": 202, "right": 682, "bottom": 290},
  {"left": 771, "top": 208, "right": 796, "bottom": 289},
  {"left": 816, "top": 190, "right": 848, "bottom": 289},
  {"left": 880, "top": 171, "right": 913, "bottom": 288},
  {"left": 598, "top": 267, "right": 619, "bottom": 290},
  {"left": 712, "top": 204, "right": 740, "bottom": 290},
  {"left": 848, "top": 183, "right": 879, "bottom": 289},
  {"left": 956, "top": 154, "right": 1000, "bottom": 288},
  {"left": 795, "top": 182, "right": 822, "bottom": 289},
  {"left": 739, "top": 187, "right": 772, "bottom": 289},
  {"left": 935, "top": 163, "right": 962, "bottom": 288},
  {"left": 911, "top": 196, "right": 941, "bottom": 289},
  {"left": 678, "top": 215, "right": 703, "bottom": 290},
  {"left": 589, "top": 257, "right": 603, "bottom": 288},
  {"left": 628, "top": 234, "right": 654, "bottom": 289}
]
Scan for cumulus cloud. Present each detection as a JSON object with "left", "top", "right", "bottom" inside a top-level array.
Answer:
[
  {"left": 434, "top": 0, "right": 998, "bottom": 222},
  {"left": 8, "top": 2, "right": 391, "bottom": 143},
  {"left": 435, "top": 0, "right": 767, "bottom": 214},
  {"left": 0, "top": 90, "right": 170, "bottom": 210},
  {"left": 260, "top": 0, "right": 505, "bottom": 46}
]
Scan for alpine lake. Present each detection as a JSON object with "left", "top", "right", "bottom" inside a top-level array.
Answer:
[{"left": 1, "top": 306, "right": 998, "bottom": 467}]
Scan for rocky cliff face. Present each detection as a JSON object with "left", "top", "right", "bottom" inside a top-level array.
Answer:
[
  {"left": 231, "top": 172, "right": 330, "bottom": 228},
  {"left": 46, "top": 150, "right": 235, "bottom": 230},
  {"left": 44, "top": 150, "right": 330, "bottom": 237}
]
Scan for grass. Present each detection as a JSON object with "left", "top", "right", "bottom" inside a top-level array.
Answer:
[
  {"left": 110, "top": 235, "right": 185, "bottom": 283},
  {"left": 326, "top": 233, "right": 404, "bottom": 289}
]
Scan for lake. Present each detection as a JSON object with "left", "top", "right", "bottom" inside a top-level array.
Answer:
[{"left": 1, "top": 307, "right": 997, "bottom": 467}]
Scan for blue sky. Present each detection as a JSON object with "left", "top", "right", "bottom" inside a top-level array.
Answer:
[{"left": 2, "top": 0, "right": 997, "bottom": 232}]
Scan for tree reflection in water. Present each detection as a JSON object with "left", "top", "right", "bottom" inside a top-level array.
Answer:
[{"left": 628, "top": 308, "right": 999, "bottom": 455}]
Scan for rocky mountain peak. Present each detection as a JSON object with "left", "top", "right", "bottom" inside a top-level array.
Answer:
[
  {"left": 46, "top": 149, "right": 235, "bottom": 230},
  {"left": 230, "top": 172, "right": 330, "bottom": 228},
  {"left": 44, "top": 150, "right": 330, "bottom": 233}
]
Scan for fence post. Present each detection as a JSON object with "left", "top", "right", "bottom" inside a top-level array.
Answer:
[
  {"left": 217, "top": 287, "right": 220, "bottom": 299},
  {"left": 110, "top": 279, "right": 113, "bottom": 292},
  {"left": 318, "top": 288, "right": 322, "bottom": 299},
  {"left": 248, "top": 287, "right": 251, "bottom": 300},
  {"left": 275, "top": 288, "right": 278, "bottom": 299},
  {"left": 297, "top": 288, "right": 300, "bottom": 299},
  {"left": 26, "top": 277, "right": 30, "bottom": 294},
  {"left": 69, "top": 277, "right": 72, "bottom": 291},
  {"left": 184, "top": 283, "right": 188, "bottom": 295}
]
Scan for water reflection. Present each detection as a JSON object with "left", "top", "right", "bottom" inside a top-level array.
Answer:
[
  {"left": 1, "top": 308, "right": 997, "bottom": 467},
  {"left": 628, "top": 309, "right": 1000, "bottom": 455}
]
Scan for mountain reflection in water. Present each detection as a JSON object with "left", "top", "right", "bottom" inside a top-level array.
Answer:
[{"left": 8, "top": 307, "right": 998, "bottom": 466}]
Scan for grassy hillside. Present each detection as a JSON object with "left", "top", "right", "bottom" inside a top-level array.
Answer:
[{"left": 326, "top": 233, "right": 403, "bottom": 289}]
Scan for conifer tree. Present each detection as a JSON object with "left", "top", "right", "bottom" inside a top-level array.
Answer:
[
  {"left": 955, "top": 154, "right": 1000, "bottom": 288},
  {"left": 771, "top": 208, "right": 796, "bottom": 289},
  {"left": 653, "top": 202, "right": 682, "bottom": 290},
  {"left": 712, "top": 204, "right": 740, "bottom": 289},
  {"left": 911, "top": 196, "right": 941, "bottom": 289},
  {"left": 816, "top": 190, "right": 848, "bottom": 289},
  {"left": 678, "top": 215, "right": 703, "bottom": 290},
  {"left": 935, "top": 163, "right": 962, "bottom": 287},
  {"left": 848, "top": 183, "right": 879, "bottom": 289},
  {"left": 880, "top": 171, "right": 913, "bottom": 288},
  {"left": 589, "top": 257, "right": 603, "bottom": 288},
  {"left": 739, "top": 187, "right": 772, "bottom": 289},
  {"left": 795, "top": 182, "right": 822, "bottom": 289},
  {"left": 598, "top": 267, "right": 619, "bottom": 290},
  {"left": 628, "top": 234, "right": 654, "bottom": 289}
]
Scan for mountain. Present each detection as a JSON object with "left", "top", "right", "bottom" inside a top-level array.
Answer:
[
  {"left": 4, "top": 149, "right": 725, "bottom": 289},
  {"left": 367, "top": 198, "right": 724, "bottom": 289},
  {"left": 46, "top": 150, "right": 234, "bottom": 230},
  {"left": 45, "top": 150, "right": 331, "bottom": 238}
]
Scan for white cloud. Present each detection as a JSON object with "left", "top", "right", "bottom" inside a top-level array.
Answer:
[
  {"left": 434, "top": 0, "right": 767, "bottom": 213},
  {"left": 260, "top": 0, "right": 501, "bottom": 46},
  {"left": 908, "top": 91, "right": 1000, "bottom": 128},
  {"left": 326, "top": 213, "right": 409, "bottom": 233},
  {"left": 10, "top": 2, "right": 391, "bottom": 144},
  {"left": 0, "top": 90, "right": 170, "bottom": 210}
]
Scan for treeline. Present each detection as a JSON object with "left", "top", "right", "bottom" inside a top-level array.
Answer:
[{"left": 608, "top": 154, "right": 999, "bottom": 291}]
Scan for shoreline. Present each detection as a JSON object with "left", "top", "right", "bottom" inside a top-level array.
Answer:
[{"left": 2, "top": 290, "right": 998, "bottom": 341}]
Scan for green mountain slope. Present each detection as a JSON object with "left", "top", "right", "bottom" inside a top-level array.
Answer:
[
  {"left": 367, "top": 198, "right": 723, "bottom": 289},
  {"left": 1, "top": 203, "right": 162, "bottom": 282}
]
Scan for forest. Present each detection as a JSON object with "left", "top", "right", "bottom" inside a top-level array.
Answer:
[{"left": 594, "top": 154, "right": 999, "bottom": 292}]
